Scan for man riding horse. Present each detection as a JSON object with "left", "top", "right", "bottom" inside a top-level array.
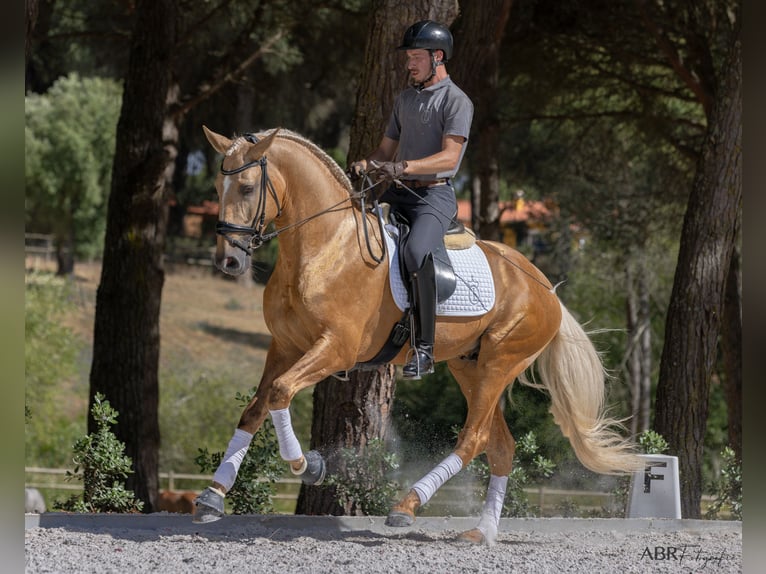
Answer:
[{"left": 351, "top": 20, "right": 473, "bottom": 379}]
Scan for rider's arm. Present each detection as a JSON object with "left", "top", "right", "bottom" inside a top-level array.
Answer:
[{"left": 401, "top": 134, "right": 465, "bottom": 176}]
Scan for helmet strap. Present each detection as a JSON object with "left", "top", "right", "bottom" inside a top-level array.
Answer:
[{"left": 414, "top": 50, "right": 443, "bottom": 91}]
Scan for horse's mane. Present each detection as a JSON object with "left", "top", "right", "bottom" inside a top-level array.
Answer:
[{"left": 230, "top": 129, "right": 354, "bottom": 195}]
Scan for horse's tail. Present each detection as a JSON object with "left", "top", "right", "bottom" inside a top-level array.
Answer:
[{"left": 520, "top": 299, "right": 643, "bottom": 475}]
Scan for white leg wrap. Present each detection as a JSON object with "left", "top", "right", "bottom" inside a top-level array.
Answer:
[
  {"left": 212, "top": 428, "right": 253, "bottom": 491},
  {"left": 412, "top": 453, "right": 463, "bottom": 505},
  {"left": 270, "top": 408, "right": 303, "bottom": 461},
  {"left": 476, "top": 474, "right": 508, "bottom": 544}
]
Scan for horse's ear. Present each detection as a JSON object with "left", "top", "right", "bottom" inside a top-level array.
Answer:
[
  {"left": 202, "top": 125, "right": 232, "bottom": 155},
  {"left": 248, "top": 127, "right": 281, "bottom": 157}
]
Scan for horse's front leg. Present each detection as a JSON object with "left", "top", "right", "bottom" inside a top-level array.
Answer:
[{"left": 193, "top": 335, "right": 352, "bottom": 523}]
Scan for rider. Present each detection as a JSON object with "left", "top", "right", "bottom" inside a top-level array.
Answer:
[{"left": 351, "top": 20, "right": 473, "bottom": 379}]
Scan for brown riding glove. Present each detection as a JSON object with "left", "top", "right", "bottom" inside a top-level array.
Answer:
[
  {"left": 348, "top": 160, "right": 367, "bottom": 180},
  {"left": 368, "top": 160, "right": 408, "bottom": 183}
]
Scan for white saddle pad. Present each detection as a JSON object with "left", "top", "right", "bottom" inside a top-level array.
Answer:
[{"left": 384, "top": 224, "right": 495, "bottom": 317}]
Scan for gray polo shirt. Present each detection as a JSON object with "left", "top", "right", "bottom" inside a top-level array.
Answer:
[{"left": 384, "top": 77, "right": 473, "bottom": 180}]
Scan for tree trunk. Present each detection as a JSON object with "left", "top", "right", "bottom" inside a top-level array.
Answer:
[
  {"left": 298, "top": 0, "right": 458, "bottom": 516},
  {"left": 88, "top": 0, "right": 177, "bottom": 513},
  {"left": 451, "top": 0, "right": 513, "bottom": 241},
  {"left": 25, "top": 0, "right": 38, "bottom": 65},
  {"left": 296, "top": 366, "right": 396, "bottom": 515},
  {"left": 652, "top": 28, "right": 741, "bottom": 518}
]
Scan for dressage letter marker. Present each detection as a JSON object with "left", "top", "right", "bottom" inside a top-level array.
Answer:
[{"left": 626, "top": 454, "right": 681, "bottom": 519}]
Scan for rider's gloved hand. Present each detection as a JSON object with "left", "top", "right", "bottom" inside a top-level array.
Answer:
[
  {"left": 368, "top": 160, "right": 408, "bottom": 183},
  {"left": 347, "top": 159, "right": 368, "bottom": 180}
]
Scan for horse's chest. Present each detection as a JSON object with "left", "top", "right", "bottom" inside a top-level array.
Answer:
[{"left": 264, "top": 281, "right": 326, "bottom": 340}]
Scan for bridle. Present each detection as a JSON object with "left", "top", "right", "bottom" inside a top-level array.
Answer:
[
  {"left": 215, "top": 133, "right": 283, "bottom": 255},
  {"left": 215, "top": 133, "right": 382, "bottom": 260}
]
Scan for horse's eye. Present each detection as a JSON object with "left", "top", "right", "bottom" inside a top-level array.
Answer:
[{"left": 240, "top": 184, "right": 255, "bottom": 196}]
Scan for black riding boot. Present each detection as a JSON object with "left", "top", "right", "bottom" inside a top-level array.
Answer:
[{"left": 402, "top": 253, "right": 436, "bottom": 380}]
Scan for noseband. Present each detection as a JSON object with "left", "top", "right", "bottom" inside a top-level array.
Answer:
[{"left": 216, "top": 133, "right": 282, "bottom": 256}]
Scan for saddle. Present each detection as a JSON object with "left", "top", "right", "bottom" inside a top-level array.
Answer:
[
  {"left": 384, "top": 205, "right": 476, "bottom": 304},
  {"left": 338, "top": 204, "right": 486, "bottom": 376}
]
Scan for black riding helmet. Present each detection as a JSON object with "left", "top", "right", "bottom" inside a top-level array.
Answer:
[{"left": 397, "top": 20, "right": 453, "bottom": 62}]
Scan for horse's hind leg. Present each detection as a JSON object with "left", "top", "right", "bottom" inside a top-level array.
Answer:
[
  {"left": 457, "top": 402, "right": 515, "bottom": 545},
  {"left": 386, "top": 357, "right": 512, "bottom": 528}
]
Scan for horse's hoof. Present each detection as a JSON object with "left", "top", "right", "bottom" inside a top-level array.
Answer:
[
  {"left": 457, "top": 528, "right": 486, "bottom": 545},
  {"left": 192, "top": 487, "right": 225, "bottom": 524},
  {"left": 385, "top": 511, "right": 415, "bottom": 527},
  {"left": 298, "top": 450, "right": 326, "bottom": 486}
]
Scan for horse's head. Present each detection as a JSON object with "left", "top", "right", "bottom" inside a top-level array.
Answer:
[{"left": 203, "top": 126, "right": 283, "bottom": 276}]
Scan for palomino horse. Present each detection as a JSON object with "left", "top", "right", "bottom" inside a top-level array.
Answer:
[{"left": 193, "top": 127, "right": 640, "bottom": 544}]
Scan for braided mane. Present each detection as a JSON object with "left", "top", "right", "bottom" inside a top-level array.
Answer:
[{"left": 229, "top": 129, "right": 354, "bottom": 195}]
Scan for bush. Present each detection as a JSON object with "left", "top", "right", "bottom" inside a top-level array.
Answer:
[
  {"left": 705, "top": 446, "right": 742, "bottom": 520},
  {"left": 53, "top": 393, "right": 143, "bottom": 513},
  {"left": 326, "top": 438, "right": 401, "bottom": 516}
]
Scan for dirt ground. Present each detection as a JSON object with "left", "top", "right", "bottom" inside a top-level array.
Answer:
[{"left": 25, "top": 515, "right": 744, "bottom": 574}]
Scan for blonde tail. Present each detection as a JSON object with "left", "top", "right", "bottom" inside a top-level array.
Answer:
[{"left": 520, "top": 300, "right": 642, "bottom": 475}]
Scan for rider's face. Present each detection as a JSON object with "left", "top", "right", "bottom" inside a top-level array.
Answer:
[{"left": 405, "top": 49, "right": 439, "bottom": 84}]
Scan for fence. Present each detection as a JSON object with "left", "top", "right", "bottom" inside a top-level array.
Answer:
[
  {"left": 25, "top": 466, "right": 627, "bottom": 516},
  {"left": 25, "top": 233, "right": 56, "bottom": 270}
]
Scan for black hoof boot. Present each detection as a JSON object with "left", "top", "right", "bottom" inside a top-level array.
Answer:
[
  {"left": 402, "top": 345, "right": 434, "bottom": 380},
  {"left": 192, "top": 487, "right": 225, "bottom": 523},
  {"left": 296, "top": 450, "right": 326, "bottom": 486}
]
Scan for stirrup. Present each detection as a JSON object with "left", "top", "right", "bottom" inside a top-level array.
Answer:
[{"left": 402, "top": 347, "right": 434, "bottom": 380}]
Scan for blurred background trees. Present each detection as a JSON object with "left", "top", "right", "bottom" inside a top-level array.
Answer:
[{"left": 25, "top": 0, "right": 740, "bottom": 518}]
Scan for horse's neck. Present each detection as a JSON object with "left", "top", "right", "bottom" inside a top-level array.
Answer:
[{"left": 270, "top": 141, "right": 360, "bottom": 261}]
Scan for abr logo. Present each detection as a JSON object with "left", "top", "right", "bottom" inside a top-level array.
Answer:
[{"left": 640, "top": 546, "right": 678, "bottom": 561}]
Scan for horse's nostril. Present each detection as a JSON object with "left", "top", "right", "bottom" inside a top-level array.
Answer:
[{"left": 224, "top": 257, "right": 240, "bottom": 270}]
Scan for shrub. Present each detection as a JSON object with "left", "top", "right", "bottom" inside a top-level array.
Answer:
[
  {"left": 53, "top": 393, "right": 143, "bottom": 513},
  {"left": 705, "top": 446, "right": 742, "bottom": 520},
  {"left": 326, "top": 438, "right": 401, "bottom": 516}
]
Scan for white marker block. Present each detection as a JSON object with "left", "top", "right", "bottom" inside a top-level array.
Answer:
[{"left": 627, "top": 454, "right": 682, "bottom": 519}]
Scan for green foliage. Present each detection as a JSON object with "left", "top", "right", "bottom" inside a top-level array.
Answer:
[
  {"left": 466, "top": 431, "right": 556, "bottom": 518},
  {"left": 705, "top": 446, "right": 742, "bottom": 521},
  {"left": 25, "top": 73, "right": 122, "bottom": 260},
  {"left": 638, "top": 429, "right": 669, "bottom": 455},
  {"left": 25, "top": 274, "right": 78, "bottom": 401},
  {"left": 195, "top": 388, "right": 283, "bottom": 514},
  {"left": 25, "top": 273, "right": 86, "bottom": 468},
  {"left": 54, "top": 394, "right": 143, "bottom": 513},
  {"left": 326, "top": 438, "right": 401, "bottom": 516}
]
